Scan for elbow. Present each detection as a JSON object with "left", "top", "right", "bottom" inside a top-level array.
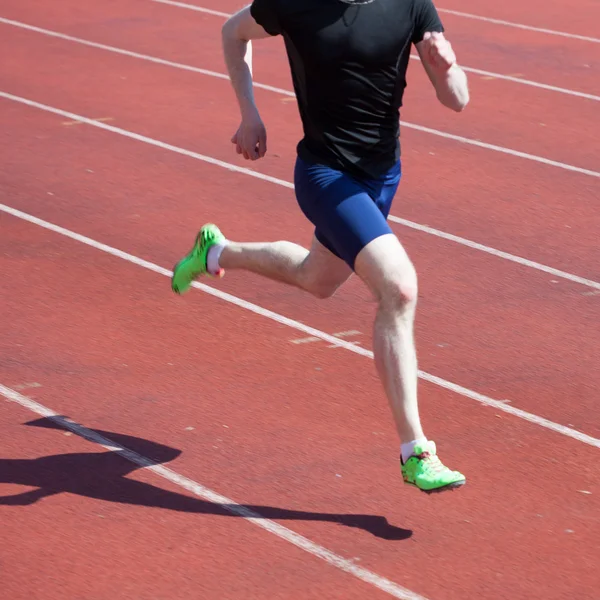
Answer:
[
  {"left": 457, "top": 89, "right": 470, "bottom": 111},
  {"left": 437, "top": 67, "right": 469, "bottom": 112},
  {"left": 442, "top": 92, "right": 469, "bottom": 112},
  {"left": 452, "top": 97, "right": 469, "bottom": 112}
]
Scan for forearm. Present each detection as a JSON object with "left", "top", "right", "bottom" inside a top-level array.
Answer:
[
  {"left": 221, "top": 23, "right": 259, "bottom": 119},
  {"left": 434, "top": 64, "right": 469, "bottom": 112}
]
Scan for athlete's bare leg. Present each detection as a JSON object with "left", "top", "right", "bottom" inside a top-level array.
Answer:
[
  {"left": 219, "top": 235, "right": 352, "bottom": 299},
  {"left": 353, "top": 233, "right": 423, "bottom": 443}
]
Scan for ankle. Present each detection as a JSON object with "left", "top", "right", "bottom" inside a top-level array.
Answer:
[
  {"left": 401, "top": 437, "right": 428, "bottom": 463},
  {"left": 207, "top": 240, "right": 229, "bottom": 274}
]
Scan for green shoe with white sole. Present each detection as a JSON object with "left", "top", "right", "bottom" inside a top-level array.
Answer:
[
  {"left": 401, "top": 441, "right": 466, "bottom": 494},
  {"left": 171, "top": 223, "right": 226, "bottom": 295}
]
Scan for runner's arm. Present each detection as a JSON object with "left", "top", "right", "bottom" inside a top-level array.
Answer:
[
  {"left": 415, "top": 33, "right": 469, "bottom": 112},
  {"left": 221, "top": 6, "right": 273, "bottom": 120}
]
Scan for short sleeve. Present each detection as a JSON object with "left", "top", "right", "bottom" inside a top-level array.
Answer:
[
  {"left": 250, "top": 0, "right": 282, "bottom": 36},
  {"left": 412, "top": 0, "right": 444, "bottom": 44}
]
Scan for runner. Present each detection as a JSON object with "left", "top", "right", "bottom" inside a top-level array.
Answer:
[{"left": 172, "top": 0, "right": 469, "bottom": 493}]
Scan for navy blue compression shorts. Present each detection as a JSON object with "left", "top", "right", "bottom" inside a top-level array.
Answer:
[{"left": 294, "top": 156, "right": 402, "bottom": 269}]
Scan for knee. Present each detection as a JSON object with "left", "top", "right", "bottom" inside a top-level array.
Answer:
[{"left": 378, "top": 270, "right": 418, "bottom": 312}]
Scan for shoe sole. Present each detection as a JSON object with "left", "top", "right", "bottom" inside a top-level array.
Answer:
[
  {"left": 171, "top": 234, "right": 203, "bottom": 295},
  {"left": 404, "top": 479, "right": 466, "bottom": 495},
  {"left": 171, "top": 230, "right": 226, "bottom": 294}
]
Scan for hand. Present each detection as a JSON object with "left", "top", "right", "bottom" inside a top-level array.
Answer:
[
  {"left": 421, "top": 32, "right": 457, "bottom": 73},
  {"left": 231, "top": 114, "right": 267, "bottom": 161}
]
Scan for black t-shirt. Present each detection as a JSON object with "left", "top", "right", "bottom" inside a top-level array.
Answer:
[{"left": 250, "top": 0, "right": 443, "bottom": 178}]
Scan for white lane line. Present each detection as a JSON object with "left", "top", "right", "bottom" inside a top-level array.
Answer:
[
  {"left": 146, "top": 2, "right": 600, "bottom": 101},
  {"left": 0, "top": 91, "right": 600, "bottom": 290},
  {"left": 152, "top": 0, "right": 230, "bottom": 17},
  {"left": 401, "top": 121, "right": 599, "bottom": 178},
  {"left": 2, "top": 202, "right": 599, "bottom": 450},
  {"left": 3, "top": 18, "right": 599, "bottom": 173},
  {"left": 0, "top": 18, "right": 234, "bottom": 80},
  {"left": 437, "top": 8, "right": 600, "bottom": 44},
  {"left": 433, "top": 62, "right": 600, "bottom": 102},
  {"left": 151, "top": 0, "right": 600, "bottom": 44},
  {"left": 0, "top": 18, "right": 298, "bottom": 95},
  {"left": 0, "top": 384, "right": 426, "bottom": 600},
  {"left": 2, "top": 90, "right": 598, "bottom": 292},
  {"left": 387, "top": 215, "right": 600, "bottom": 291}
]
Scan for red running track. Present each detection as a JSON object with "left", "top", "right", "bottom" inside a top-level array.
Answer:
[
  {"left": 2, "top": 0, "right": 599, "bottom": 273},
  {"left": 1, "top": 0, "right": 599, "bottom": 599},
  {"left": 1, "top": 22, "right": 598, "bottom": 429},
  {"left": 2, "top": 181, "right": 599, "bottom": 599},
  {"left": 198, "top": 0, "right": 600, "bottom": 42}
]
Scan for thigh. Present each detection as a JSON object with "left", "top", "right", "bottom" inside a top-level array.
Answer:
[{"left": 294, "top": 158, "right": 394, "bottom": 270}]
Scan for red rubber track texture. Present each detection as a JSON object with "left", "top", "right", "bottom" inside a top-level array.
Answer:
[
  {"left": 437, "top": 0, "right": 600, "bottom": 40},
  {"left": 2, "top": 0, "right": 600, "bottom": 162},
  {"left": 145, "top": 0, "right": 600, "bottom": 92},
  {"left": 0, "top": 403, "right": 402, "bottom": 600},
  {"left": 180, "top": 0, "right": 600, "bottom": 42},
  {"left": 1, "top": 14, "right": 599, "bottom": 431},
  {"left": 1, "top": 100, "right": 599, "bottom": 433},
  {"left": 2, "top": 213, "right": 599, "bottom": 600},
  {"left": 1, "top": 0, "right": 599, "bottom": 599},
  {"left": 1, "top": 0, "right": 599, "bottom": 278}
]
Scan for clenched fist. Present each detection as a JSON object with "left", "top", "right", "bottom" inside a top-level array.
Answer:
[
  {"left": 231, "top": 114, "right": 267, "bottom": 161},
  {"left": 420, "top": 31, "right": 457, "bottom": 72}
]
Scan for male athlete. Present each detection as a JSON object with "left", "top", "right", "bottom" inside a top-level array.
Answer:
[{"left": 172, "top": 0, "right": 469, "bottom": 493}]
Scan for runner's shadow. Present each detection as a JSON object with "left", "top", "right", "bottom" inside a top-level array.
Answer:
[{"left": 0, "top": 417, "right": 411, "bottom": 541}]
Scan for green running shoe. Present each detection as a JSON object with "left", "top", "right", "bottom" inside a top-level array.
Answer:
[
  {"left": 171, "top": 224, "right": 226, "bottom": 295},
  {"left": 401, "top": 441, "right": 466, "bottom": 494}
]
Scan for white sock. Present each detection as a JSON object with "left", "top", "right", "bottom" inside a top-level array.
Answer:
[
  {"left": 401, "top": 438, "right": 428, "bottom": 463},
  {"left": 206, "top": 241, "right": 228, "bottom": 274}
]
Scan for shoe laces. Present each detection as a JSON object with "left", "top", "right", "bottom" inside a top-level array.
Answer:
[{"left": 417, "top": 451, "right": 447, "bottom": 474}]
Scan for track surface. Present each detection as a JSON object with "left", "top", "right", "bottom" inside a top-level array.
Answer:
[{"left": 1, "top": 1, "right": 599, "bottom": 599}]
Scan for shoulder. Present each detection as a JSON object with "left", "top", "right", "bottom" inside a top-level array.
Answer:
[
  {"left": 249, "top": 0, "right": 285, "bottom": 36},
  {"left": 410, "top": 0, "right": 444, "bottom": 43}
]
